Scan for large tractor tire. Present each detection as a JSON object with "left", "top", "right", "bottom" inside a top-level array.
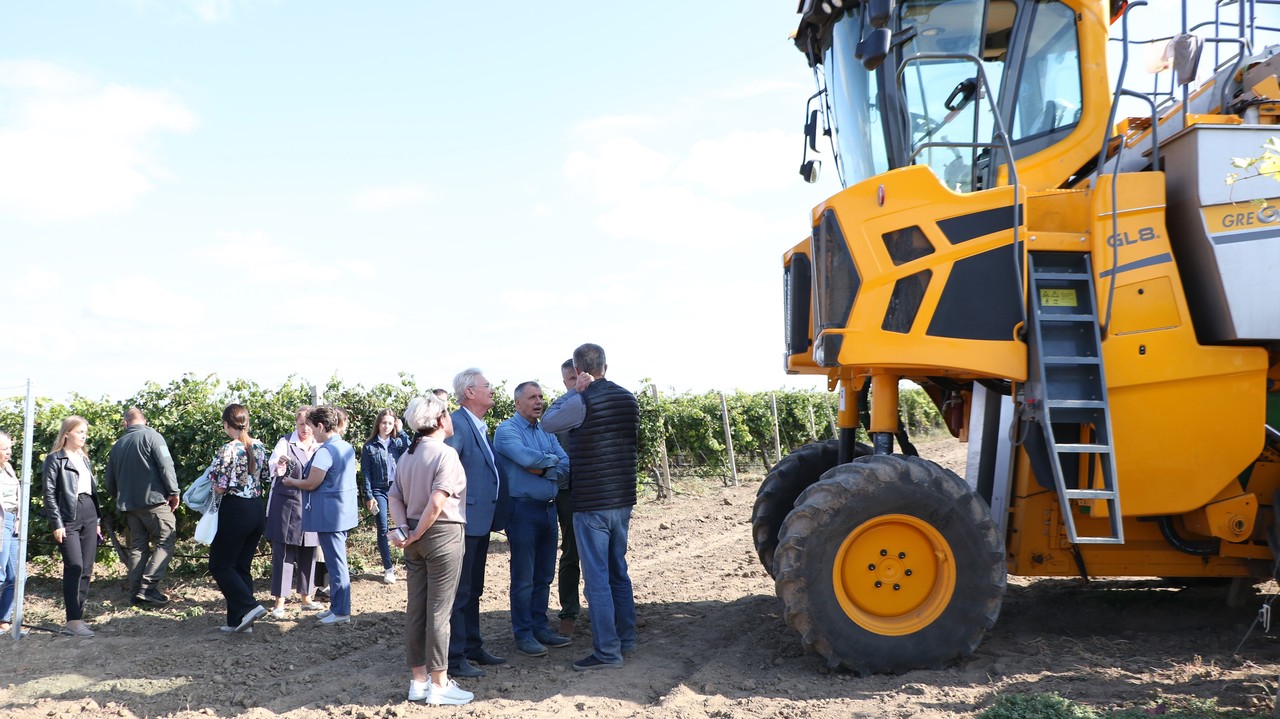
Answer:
[
  {"left": 752, "top": 440, "right": 871, "bottom": 576},
  {"left": 773, "top": 455, "right": 1005, "bottom": 674}
]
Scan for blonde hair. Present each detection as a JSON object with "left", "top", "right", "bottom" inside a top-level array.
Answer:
[{"left": 51, "top": 416, "right": 89, "bottom": 457}]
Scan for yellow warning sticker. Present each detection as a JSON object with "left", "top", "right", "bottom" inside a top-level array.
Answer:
[{"left": 1039, "top": 288, "right": 1078, "bottom": 307}]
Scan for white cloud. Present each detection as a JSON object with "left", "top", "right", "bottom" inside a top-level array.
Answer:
[
  {"left": 564, "top": 138, "right": 673, "bottom": 202},
  {"left": 88, "top": 275, "right": 206, "bottom": 326},
  {"left": 350, "top": 184, "right": 433, "bottom": 211},
  {"left": 673, "top": 130, "right": 799, "bottom": 196},
  {"left": 713, "top": 80, "right": 808, "bottom": 100},
  {"left": 0, "top": 60, "right": 196, "bottom": 224}
]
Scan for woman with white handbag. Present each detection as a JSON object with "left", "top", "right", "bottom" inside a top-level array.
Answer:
[{"left": 207, "top": 403, "right": 270, "bottom": 634}]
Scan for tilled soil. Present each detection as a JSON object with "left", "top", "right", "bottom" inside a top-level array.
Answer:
[{"left": 2, "top": 438, "right": 1279, "bottom": 718}]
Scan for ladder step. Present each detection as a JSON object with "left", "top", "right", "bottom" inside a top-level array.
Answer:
[
  {"left": 1064, "top": 489, "right": 1117, "bottom": 500},
  {"left": 1033, "top": 313, "right": 1097, "bottom": 323},
  {"left": 1056, "top": 443, "right": 1112, "bottom": 453},
  {"left": 1043, "top": 356, "right": 1101, "bottom": 365},
  {"left": 1045, "top": 399, "right": 1106, "bottom": 409},
  {"left": 1032, "top": 271, "right": 1090, "bottom": 281},
  {"left": 1071, "top": 536, "right": 1125, "bottom": 545}
]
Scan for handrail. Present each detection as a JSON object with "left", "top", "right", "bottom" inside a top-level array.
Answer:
[{"left": 895, "top": 51, "right": 1025, "bottom": 332}]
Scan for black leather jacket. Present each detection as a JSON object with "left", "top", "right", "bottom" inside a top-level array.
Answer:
[{"left": 43, "top": 449, "right": 100, "bottom": 530}]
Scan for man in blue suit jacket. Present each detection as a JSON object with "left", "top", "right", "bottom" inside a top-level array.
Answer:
[{"left": 445, "top": 368, "right": 510, "bottom": 678}]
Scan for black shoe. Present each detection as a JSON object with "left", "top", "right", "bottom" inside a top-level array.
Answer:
[
  {"left": 449, "top": 661, "right": 486, "bottom": 678},
  {"left": 467, "top": 648, "right": 508, "bottom": 666},
  {"left": 572, "top": 654, "right": 623, "bottom": 671},
  {"left": 142, "top": 589, "right": 170, "bottom": 604}
]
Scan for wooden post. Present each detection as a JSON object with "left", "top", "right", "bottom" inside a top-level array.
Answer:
[
  {"left": 310, "top": 383, "right": 323, "bottom": 406},
  {"left": 770, "top": 393, "right": 782, "bottom": 462},
  {"left": 719, "top": 392, "right": 739, "bottom": 486},
  {"left": 649, "top": 385, "right": 673, "bottom": 500},
  {"left": 807, "top": 402, "right": 818, "bottom": 441}
]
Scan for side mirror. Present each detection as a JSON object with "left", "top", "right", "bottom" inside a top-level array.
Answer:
[
  {"left": 800, "top": 159, "right": 822, "bottom": 184},
  {"left": 868, "top": 0, "right": 894, "bottom": 28},
  {"left": 858, "top": 27, "right": 891, "bottom": 71},
  {"left": 805, "top": 110, "right": 821, "bottom": 152}
]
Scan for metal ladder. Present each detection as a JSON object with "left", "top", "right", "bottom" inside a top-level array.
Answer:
[{"left": 1025, "top": 252, "right": 1124, "bottom": 544}]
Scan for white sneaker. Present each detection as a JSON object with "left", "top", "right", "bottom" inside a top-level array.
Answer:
[
  {"left": 408, "top": 679, "right": 429, "bottom": 702},
  {"left": 236, "top": 605, "right": 267, "bottom": 633},
  {"left": 219, "top": 626, "right": 252, "bottom": 634},
  {"left": 383, "top": 568, "right": 396, "bottom": 585},
  {"left": 427, "top": 679, "right": 473, "bottom": 706},
  {"left": 316, "top": 609, "right": 333, "bottom": 620},
  {"left": 270, "top": 607, "right": 286, "bottom": 619},
  {"left": 318, "top": 613, "right": 350, "bottom": 625}
]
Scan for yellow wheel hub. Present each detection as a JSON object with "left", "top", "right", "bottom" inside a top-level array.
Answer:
[{"left": 832, "top": 513, "right": 956, "bottom": 636}]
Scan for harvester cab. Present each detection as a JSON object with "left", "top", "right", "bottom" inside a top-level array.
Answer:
[{"left": 756, "top": 0, "right": 1280, "bottom": 675}]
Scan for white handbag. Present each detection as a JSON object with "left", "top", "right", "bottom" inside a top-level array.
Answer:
[{"left": 193, "top": 496, "right": 221, "bottom": 545}]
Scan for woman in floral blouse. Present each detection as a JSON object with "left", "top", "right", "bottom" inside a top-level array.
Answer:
[{"left": 208, "top": 403, "right": 270, "bottom": 634}]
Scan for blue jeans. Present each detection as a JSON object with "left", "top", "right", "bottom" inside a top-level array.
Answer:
[
  {"left": 573, "top": 507, "right": 636, "bottom": 664},
  {"left": 317, "top": 531, "right": 351, "bottom": 616},
  {"left": 507, "top": 498, "right": 558, "bottom": 641},
  {"left": 0, "top": 513, "right": 17, "bottom": 622},
  {"left": 371, "top": 489, "right": 392, "bottom": 570}
]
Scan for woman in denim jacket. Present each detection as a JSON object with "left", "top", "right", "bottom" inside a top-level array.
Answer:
[{"left": 361, "top": 409, "right": 409, "bottom": 585}]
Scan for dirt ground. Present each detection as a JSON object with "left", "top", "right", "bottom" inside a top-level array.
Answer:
[{"left": 3, "top": 438, "right": 1280, "bottom": 718}]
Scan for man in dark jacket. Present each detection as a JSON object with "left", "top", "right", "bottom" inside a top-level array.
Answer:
[
  {"left": 541, "top": 343, "right": 639, "bottom": 670},
  {"left": 104, "top": 407, "right": 179, "bottom": 605}
]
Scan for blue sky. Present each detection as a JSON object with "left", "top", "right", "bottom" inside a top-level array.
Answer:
[
  {"left": 0, "top": 0, "right": 839, "bottom": 401},
  {"left": 1, "top": 1, "right": 1271, "bottom": 403}
]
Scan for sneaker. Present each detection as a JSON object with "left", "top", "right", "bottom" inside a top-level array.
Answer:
[
  {"left": 219, "top": 626, "right": 252, "bottom": 634},
  {"left": 427, "top": 679, "right": 473, "bottom": 706},
  {"left": 236, "top": 605, "right": 267, "bottom": 633},
  {"left": 515, "top": 636, "right": 548, "bottom": 657},
  {"left": 449, "top": 661, "right": 486, "bottom": 679},
  {"left": 534, "top": 629, "right": 572, "bottom": 648},
  {"left": 318, "top": 613, "right": 350, "bottom": 625},
  {"left": 316, "top": 609, "right": 333, "bottom": 620},
  {"left": 141, "top": 588, "right": 170, "bottom": 604},
  {"left": 467, "top": 648, "right": 507, "bottom": 665},
  {"left": 270, "top": 607, "right": 286, "bottom": 619},
  {"left": 572, "top": 654, "right": 622, "bottom": 671},
  {"left": 61, "top": 623, "right": 94, "bottom": 638},
  {"left": 407, "top": 679, "right": 429, "bottom": 702},
  {"left": 300, "top": 600, "right": 326, "bottom": 611},
  {"left": 383, "top": 568, "right": 396, "bottom": 585}
]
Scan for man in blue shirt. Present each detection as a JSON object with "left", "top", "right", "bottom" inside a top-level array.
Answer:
[{"left": 494, "top": 381, "right": 572, "bottom": 657}]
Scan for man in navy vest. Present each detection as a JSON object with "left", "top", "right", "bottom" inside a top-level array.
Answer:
[
  {"left": 541, "top": 343, "right": 639, "bottom": 670},
  {"left": 445, "top": 368, "right": 510, "bottom": 678}
]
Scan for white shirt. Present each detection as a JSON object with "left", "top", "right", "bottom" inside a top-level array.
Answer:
[
  {"left": 67, "top": 452, "right": 92, "bottom": 495},
  {"left": 463, "top": 408, "right": 499, "bottom": 500},
  {"left": 310, "top": 444, "right": 334, "bottom": 473}
]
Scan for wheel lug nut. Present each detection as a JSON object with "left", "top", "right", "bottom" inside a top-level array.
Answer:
[
  {"left": 905, "top": 569, "right": 913, "bottom": 576},
  {"left": 868, "top": 563, "right": 876, "bottom": 571},
  {"left": 880, "top": 549, "right": 888, "bottom": 556},
  {"left": 875, "top": 581, "right": 882, "bottom": 588},
  {"left": 893, "top": 584, "right": 901, "bottom": 591},
  {"left": 898, "top": 552, "right": 906, "bottom": 559}
]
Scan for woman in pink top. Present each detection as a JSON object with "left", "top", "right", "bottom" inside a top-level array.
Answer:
[{"left": 389, "top": 394, "right": 470, "bottom": 706}]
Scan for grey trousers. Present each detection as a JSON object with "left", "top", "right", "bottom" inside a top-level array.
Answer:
[
  {"left": 404, "top": 521, "right": 464, "bottom": 672},
  {"left": 126, "top": 503, "right": 177, "bottom": 594}
]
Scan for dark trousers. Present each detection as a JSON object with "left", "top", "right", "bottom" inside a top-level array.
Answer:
[
  {"left": 555, "top": 490, "right": 580, "bottom": 619},
  {"left": 448, "top": 533, "right": 490, "bottom": 667},
  {"left": 208, "top": 495, "right": 265, "bottom": 627},
  {"left": 371, "top": 489, "right": 392, "bottom": 570},
  {"left": 59, "top": 495, "right": 98, "bottom": 621},
  {"left": 125, "top": 503, "right": 177, "bottom": 595},
  {"left": 508, "top": 498, "right": 557, "bottom": 640}
]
